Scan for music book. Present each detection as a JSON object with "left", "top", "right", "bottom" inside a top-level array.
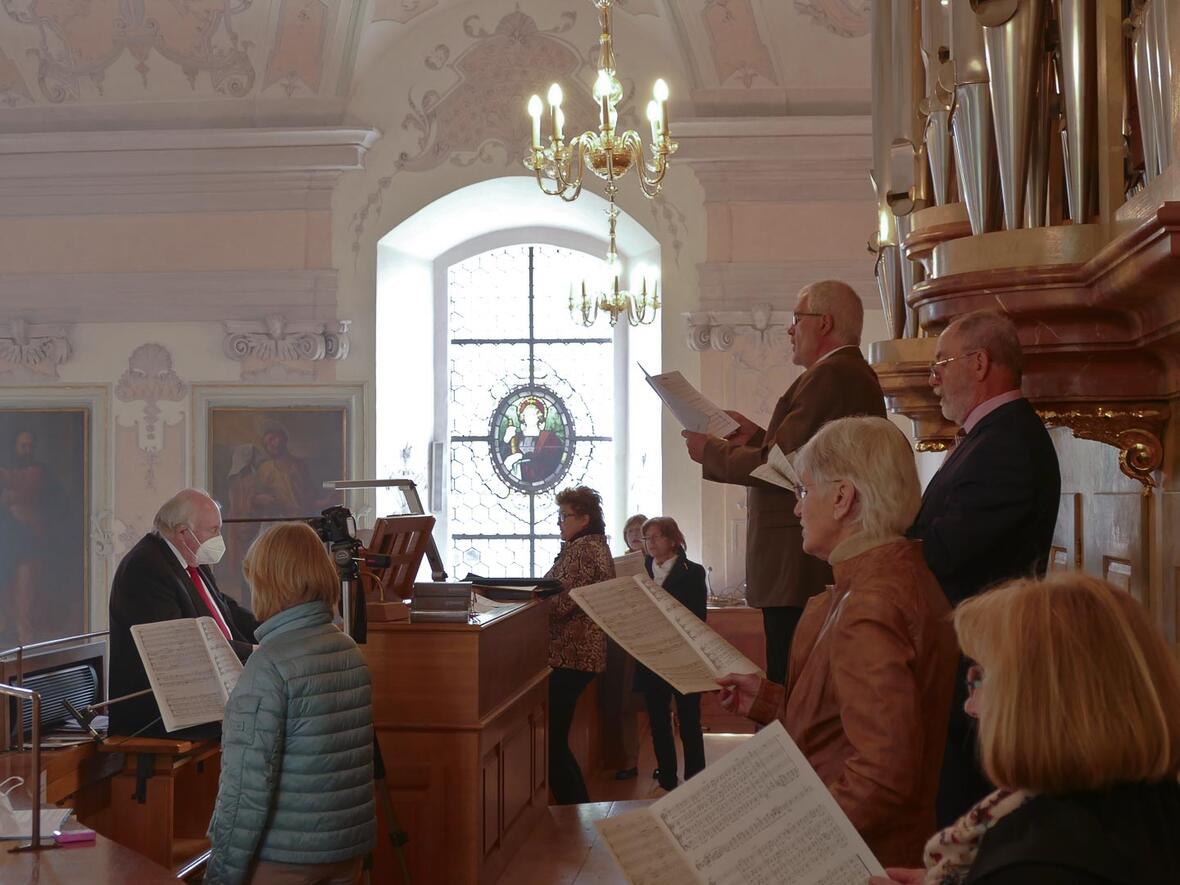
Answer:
[
  {"left": 640, "top": 364, "right": 740, "bottom": 439},
  {"left": 613, "top": 550, "right": 647, "bottom": 578},
  {"left": 131, "top": 617, "right": 243, "bottom": 733},
  {"left": 596, "top": 720, "right": 885, "bottom": 885},
  {"left": 571, "top": 574, "right": 762, "bottom": 694},
  {"left": 749, "top": 443, "right": 802, "bottom": 492}
]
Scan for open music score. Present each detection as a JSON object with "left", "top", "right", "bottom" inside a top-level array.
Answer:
[
  {"left": 597, "top": 721, "right": 884, "bottom": 885},
  {"left": 131, "top": 617, "right": 243, "bottom": 733}
]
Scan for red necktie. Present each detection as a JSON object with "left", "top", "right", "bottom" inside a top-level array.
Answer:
[{"left": 188, "top": 566, "right": 232, "bottom": 641}]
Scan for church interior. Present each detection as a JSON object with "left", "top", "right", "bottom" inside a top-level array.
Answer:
[{"left": 2, "top": 0, "right": 1180, "bottom": 882}]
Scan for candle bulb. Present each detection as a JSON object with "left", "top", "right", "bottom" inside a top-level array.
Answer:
[
  {"left": 653, "top": 79, "right": 669, "bottom": 140},
  {"left": 646, "top": 100, "right": 661, "bottom": 144},
  {"left": 555, "top": 107, "right": 565, "bottom": 142},
  {"left": 548, "top": 83, "right": 564, "bottom": 142},
  {"left": 528, "top": 95, "right": 543, "bottom": 149}
]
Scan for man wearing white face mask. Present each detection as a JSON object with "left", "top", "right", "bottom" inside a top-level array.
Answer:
[{"left": 108, "top": 488, "right": 260, "bottom": 737}]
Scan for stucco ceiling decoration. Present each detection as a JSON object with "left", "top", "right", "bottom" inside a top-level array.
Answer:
[
  {"left": 793, "top": 0, "right": 870, "bottom": 38},
  {"left": 263, "top": 0, "right": 340, "bottom": 97},
  {"left": 371, "top": 0, "right": 441, "bottom": 25},
  {"left": 703, "top": 0, "right": 778, "bottom": 88}
]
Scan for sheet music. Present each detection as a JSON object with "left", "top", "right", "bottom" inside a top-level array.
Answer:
[
  {"left": 642, "top": 366, "right": 740, "bottom": 438},
  {"left": 613, "top": 550, "right": 647, "bottom": 578},
  {"left": 638, "top": 575, "right": 763, "bottom": 679},
  {"left": 750, "top": 444, "right": 801, "bottom": 492},
  {"left": 197, "top": 616, "right": 244, "bottom": 699},
  {"left": 571, "top": 577, "right": 720, "bottom": 694},
  {"left": 597, "top": 807, "right": 700, "bottom": 885},
  {"left": 648, "top": 722, "right": 884, "bottom": 885},
  {"left": 131, "top": 618, "right": 232, "bottom": 733}
]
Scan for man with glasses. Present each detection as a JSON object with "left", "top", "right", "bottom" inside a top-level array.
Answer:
[
  {"left": 683, "top": 280, "right": 885, "bottom": 685},
  {"left": 907, "top": 309, "right": 1060, "bottom": 826}
]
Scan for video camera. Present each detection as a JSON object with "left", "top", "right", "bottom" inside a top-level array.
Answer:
[{"left": 304, "top": 505, "right": 392, "bottom": 644}]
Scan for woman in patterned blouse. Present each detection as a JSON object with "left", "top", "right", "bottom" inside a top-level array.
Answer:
[{"left": 545, "top": 485, "right": 615, "bottom": 804}]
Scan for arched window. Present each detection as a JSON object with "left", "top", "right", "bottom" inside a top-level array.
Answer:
[{"left": 446, "top": 243, "right": 615, "bottom": 577}]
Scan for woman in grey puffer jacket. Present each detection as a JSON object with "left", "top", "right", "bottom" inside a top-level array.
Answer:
[{"left": 206, "top": 522, "right": 375, "bottom": 885}]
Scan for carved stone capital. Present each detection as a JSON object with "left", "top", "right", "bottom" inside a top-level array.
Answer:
[
  {"left": 0, "top": 318, "right": 72, "bottom": 378},
  {"left": 1038, "top": 405, "right": 1170, "bottom": 490},
  {"left": 222, "top": 316, "right": 351, "bottom": 364},
  {"left": 683, "top": 305, "right": 791, "bottom": 353}
]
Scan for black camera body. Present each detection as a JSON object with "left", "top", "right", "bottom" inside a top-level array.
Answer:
[
  {"left": 308, "top": 505, "right": 356, "bottom": 547},
  {"left": 306, "top": 505, "right": 367, "bottom": 642}
]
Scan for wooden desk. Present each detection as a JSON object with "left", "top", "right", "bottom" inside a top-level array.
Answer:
[
  {"left": 75, "top": 736, "right": 220, "bottom": 870},
  {"left": 494, "top": 800, "right": 650, "bottom": 884},
  {"left": 363, "top": 600, "right": 551, "bottom": 885},
  {"left": 0, "top": 829, "right": 178, "bottom": 884}
]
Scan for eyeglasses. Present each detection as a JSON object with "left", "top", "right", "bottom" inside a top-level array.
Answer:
[
  {"left": 791, "top": 311, "right": 826, "bottom": 328},
  {"left": 928, "top": 350, "right": 982, "bottom": 377},
  {"left": 966, "top": 664, "right": 984, "bottom": 694},
  {"left": 794, "top": 479, "right": 842, "bottom": 500},
  {"left": 556, "top": 511, "right": 578, "bottom": 524}
]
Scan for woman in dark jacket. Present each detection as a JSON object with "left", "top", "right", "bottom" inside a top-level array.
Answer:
[
  {"left": 636, "top": 516, "right": 708, "bottom": 791},
  {"left": 545, "top": 485, "right": 615, "bottom": 805},
  {"left": 871, "top": 573, "right": 1180, "bottom": 885}
]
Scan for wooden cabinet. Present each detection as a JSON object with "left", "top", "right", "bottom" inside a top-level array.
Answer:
[{"left": 362, "top": 600, "right": 551, "bottom": 885}]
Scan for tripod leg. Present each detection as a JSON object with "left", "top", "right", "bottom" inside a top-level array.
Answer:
[{"left": 371, "top": 735, "right": 411, "bottom": 884}]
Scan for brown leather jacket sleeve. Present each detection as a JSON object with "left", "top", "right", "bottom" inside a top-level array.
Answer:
[{"left": 823, "top": 592, "right": 925, "bottom": 834}]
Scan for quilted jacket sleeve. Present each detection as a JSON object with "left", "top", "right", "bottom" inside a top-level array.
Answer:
[{"left": 205, "top": 657, "right": 287, "bottom": 885}]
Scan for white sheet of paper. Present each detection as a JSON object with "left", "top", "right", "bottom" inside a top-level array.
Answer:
[
  {"left": 0, "top": 807, "right": 71, "bottom": 840},
  {"left": 572, "top": 577, "right": 720, "bottom": 694},
  {"left": 471, "top": 594, "right": 526, "bottom": 615},
  {"left": 613, "top": 550, "right": 647, "bottom": 578},
  {"left": 131, "top": 617, "right": 237, "bottom": 733},
  {"left": 597, "top": 807, "right": 699, "bottom": 885},
  {"left": 750, "top": 444, "right": 801, "bottom": 492},
  {"left": 637, "top": 721, "right": 884, "bottom": 885},
  {"left": 643, "top": 368, "right": 740, "bottom": 438}
]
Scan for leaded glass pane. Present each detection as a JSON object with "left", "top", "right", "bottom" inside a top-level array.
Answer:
[
  {"left": 532, "top": 244, "right": 616, "bottom": 341},
  {"left": 446, "top": 244, "right": 616, "bottom": 578}
]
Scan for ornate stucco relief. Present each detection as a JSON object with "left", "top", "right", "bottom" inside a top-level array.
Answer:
[
  {"left": 263, "top": 0, "right": 337, "bottom": 97},
  {"left": 0, "top": 319, "right": 72, "bottom": 380},
  {"left": 0, "top": 43, "right": 32, "bottom": 106},
  {"left": 686, "top": 305, "right": 795, "bottom": 417},
  {"left": 349, "top": 8, "right": 605, "bottom": 255},
  {"left": 114, "top": 343, "right": 188, "bottom": 490},
  {"left": 793, "top": 0, "right": 871, "bottom": 39},
  {"left": 702, "top": 0, "right": 778, "bottom": 88},
  {"left": 1, "top": 0, "right": 255, "bottom": 102},
  {"left": 222, "top": 316, "right": 351, "bottom": 381}
]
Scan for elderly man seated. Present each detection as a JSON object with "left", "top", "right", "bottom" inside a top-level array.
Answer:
[{"left": 718, "top": 417, "right": 957, "bottom": 867}]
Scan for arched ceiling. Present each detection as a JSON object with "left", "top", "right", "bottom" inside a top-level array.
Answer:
[{"left": 0, "top": 0, "right": 869, "bottom": 133}]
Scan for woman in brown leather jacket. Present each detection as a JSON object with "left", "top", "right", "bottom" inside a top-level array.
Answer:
[{"left": 718, "top": 416, "right": 957, "bottom": 867}]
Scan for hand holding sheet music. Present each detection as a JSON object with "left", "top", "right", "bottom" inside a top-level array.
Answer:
[
  {"left": 641, "top": 364, "right": 740, "bottom": 439},
  {"left": 750, "top": 443, "right": 802, "bottom": 492}
]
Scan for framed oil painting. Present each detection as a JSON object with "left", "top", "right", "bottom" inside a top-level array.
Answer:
[
  {"left": 193, "top": 387, "right": 364, "bottom": 609},
  {"left": 0, "top": 391, "right": 106, "bottom": 651}
]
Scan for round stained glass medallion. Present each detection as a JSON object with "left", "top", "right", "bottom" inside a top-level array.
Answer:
[{"left": 488, "top": 386, "right": 575, "bottom": 493}]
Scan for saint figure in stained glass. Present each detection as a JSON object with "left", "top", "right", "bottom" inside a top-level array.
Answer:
[{"left": 491, "top": 388, "right": 573, "bottom": 492}]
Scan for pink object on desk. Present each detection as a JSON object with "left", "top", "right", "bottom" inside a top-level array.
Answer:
[{"left": 53, "top": 827, "right": 96, "bottom": 844}]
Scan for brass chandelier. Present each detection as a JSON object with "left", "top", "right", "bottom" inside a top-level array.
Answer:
[{"left": 524, "top": 0, "right": 674, "bottom": 328}]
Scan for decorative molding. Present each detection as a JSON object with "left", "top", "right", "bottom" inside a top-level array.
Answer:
[
  {"left": 696, "top": 261, "right": 877, "bottom": 311},
  {"left": 223, "top": 316, "right": 352, "bottom": 364},
  {"left": 0, "top": 128, "right": 380, "bottom": 216},
  {"left": 1039, "top": 406, "right": 1170, "bottom": 492},
  {"left": 0, "top": 269, "right": 339, "bottom": 325},
  {"left": 684, "top": 304, "right": 790, "bottom": 352},
  {"left": 115, "top": 343, "right": 189, "bottom": 490},
  {"left": 0, "top": 318, "right": 71, "bottom": 379},
  {"left": 794, "top": 0, "right": 872, "bottom": 38}
]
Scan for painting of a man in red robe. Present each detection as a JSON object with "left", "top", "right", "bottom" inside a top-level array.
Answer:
[{"left": 500, "top": 396, "right": 567, "bottom": 486}]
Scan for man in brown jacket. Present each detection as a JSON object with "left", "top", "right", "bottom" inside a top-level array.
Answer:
[{"left": 684, "top": 280, "right": 886, "bottom": 683}]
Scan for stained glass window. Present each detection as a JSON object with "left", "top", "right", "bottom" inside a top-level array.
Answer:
[{"left": 447, "top": 244, "right": 614, "bottom": 577}]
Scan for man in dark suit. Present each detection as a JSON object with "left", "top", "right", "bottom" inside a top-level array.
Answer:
[
  {"left": 684, "top": 280, "right": 886, "bottom": 684},
  {"left": 108, "top": 488, "right": 260, "bottom": 737},
  {"left": 907, "top": 309, "right": 1060, "bottom": 824}
]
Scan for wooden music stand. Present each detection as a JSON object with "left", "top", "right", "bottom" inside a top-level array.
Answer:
[{"left": 365, "top": 514, "right": 436, "bottom": 621}]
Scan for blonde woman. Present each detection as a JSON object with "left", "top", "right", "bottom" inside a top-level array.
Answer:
[
  {"left": 206, "top": 523, "right": 375, "bottom": 885},
  {"left": 717, "top": 416, "right": 957, "bottom": 867},
  {"left": 872, "top": 573, "right": 1180, "bottom": 885}
]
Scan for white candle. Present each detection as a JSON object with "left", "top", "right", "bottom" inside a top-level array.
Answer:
[
  {"left": 653, "top": 79, "right": 669, "bottom": 139},
  {"left": 528, "top": 95, "right": 543, "bottom": 148}
]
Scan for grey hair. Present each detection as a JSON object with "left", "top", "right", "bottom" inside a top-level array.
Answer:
[
  {"left": 946, "top": 310, "right": 1024, "bottom": 382},
  {"left": 793, "top": 416, "right": 921, "bottom": 540},
  {"left": 153, "top": 488, "right": 219, "bottom": 534},
  {"left": 802, "top": 280, "right": 864, "bottom": 345}
]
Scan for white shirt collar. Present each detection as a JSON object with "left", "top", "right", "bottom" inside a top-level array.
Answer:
[{"left": 812, "top": 344, "right": 860, "bottom": 367}]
